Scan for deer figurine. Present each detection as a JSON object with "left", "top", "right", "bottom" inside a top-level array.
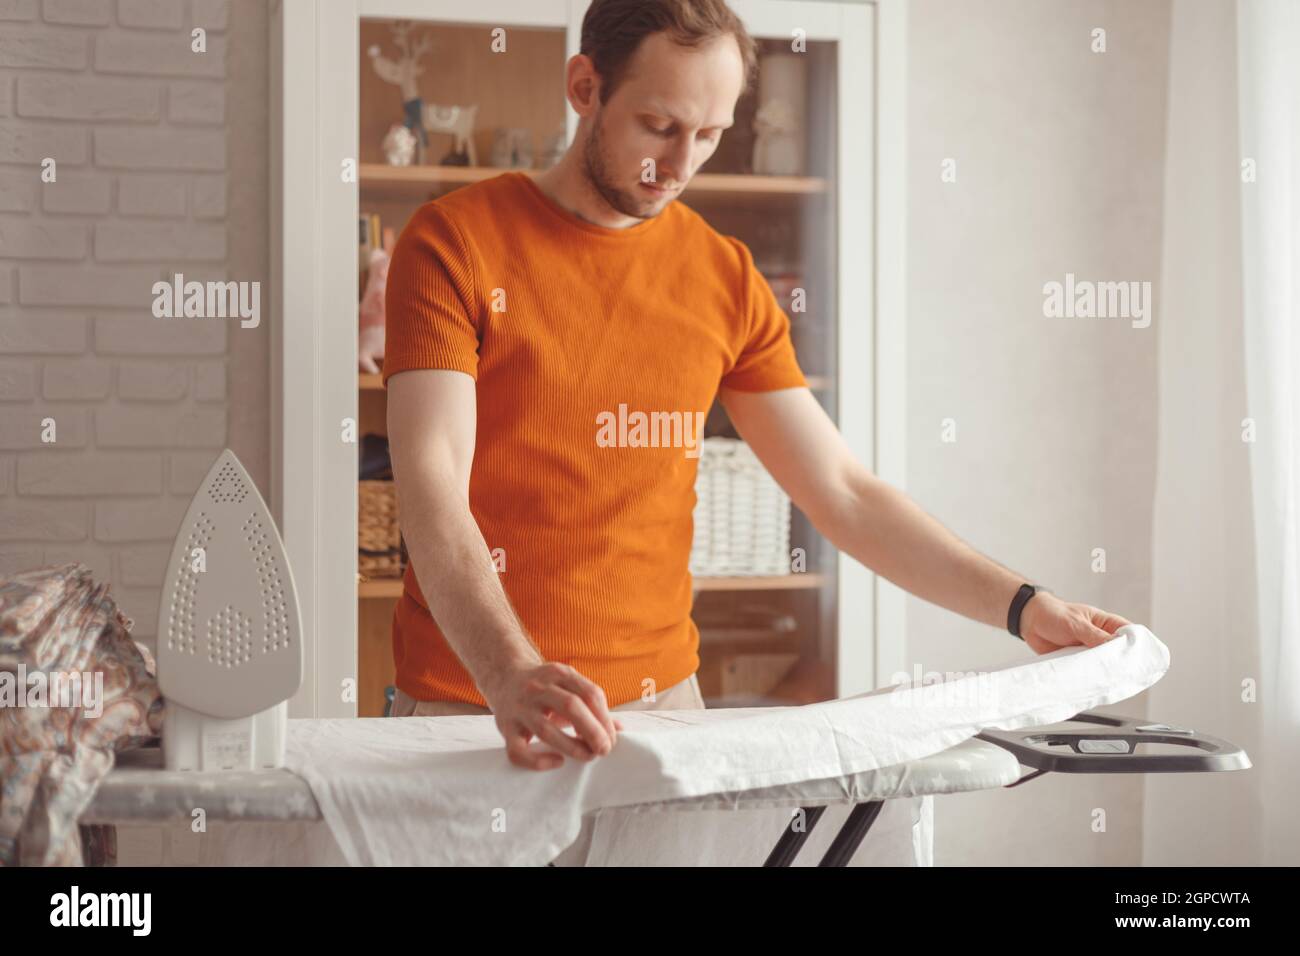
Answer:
[{"left": 368, "top": 21, "right": 434, "bottom": 148}]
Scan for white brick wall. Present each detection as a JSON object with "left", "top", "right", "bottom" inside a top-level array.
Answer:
[
  {"left": 42, "top": 358, "right": 111, "bottom": 398},
  {"left": 118, "top": 173, "right": 187, "bottom": 216},
  {"left": 0, "top": 360, "right": 37, "bottom": 398},
  {"left": 44, "top": 0, "right": 112, "bottom": 27},
  {"left": 117, "top": 0, "right": 181, "bottom": 31},
  {"left": 1, "top": 0, "right": 266, "bottom": 870},
  {"left": 17, "top": 73, "right": 162, "bottom": 120},
  {"left": 1, "top": 0, "right": 238, "bottom": 656}
]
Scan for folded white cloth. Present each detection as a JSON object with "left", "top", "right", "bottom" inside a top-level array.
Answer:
[{"left": 283, "top": 625, "right": 1169, "bottom": 866}]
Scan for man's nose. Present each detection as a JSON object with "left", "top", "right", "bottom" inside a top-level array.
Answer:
[{"left": 659, "top": 138, "right": 694, "bottom": 185}]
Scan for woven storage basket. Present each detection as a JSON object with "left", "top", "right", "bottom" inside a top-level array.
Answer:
[
  {"left": 690, "top": 437, "right": 792, "bottom": 576},
  {"left": 358, "top": 480, "right": 404, "bottom": 578}
]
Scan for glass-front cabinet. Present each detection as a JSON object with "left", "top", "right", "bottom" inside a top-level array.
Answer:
[{"left": 272, "top": 0, "right": 896, "bottom": 718}]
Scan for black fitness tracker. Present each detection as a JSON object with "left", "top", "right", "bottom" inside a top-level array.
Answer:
[{"left": 1008, "top": 583, "right": 1049, "bottom": 640}]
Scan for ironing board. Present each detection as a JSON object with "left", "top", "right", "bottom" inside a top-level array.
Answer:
[
  {"left": 760, "top": 709, "right": 1250, "bottom": 866},
  {"left": 78, "top": 733, "right": 1010, "bottom": 865},
  {"left": 79, "top": 709, "right": 1249, "bottom": 867}
]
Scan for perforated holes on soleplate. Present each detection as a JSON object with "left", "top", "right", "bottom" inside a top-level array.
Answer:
[
  {"left": 167, "top": 512, "right": 211, "bottom": 656},
  {"left": 207, "top": 603, "right": 253, "bottom": 669},
  {"left": 243, "top": 511, "right": 291, "bottom": 655},
  {"left": 206, "top": 460, "right": 249, "bottom": 505}
]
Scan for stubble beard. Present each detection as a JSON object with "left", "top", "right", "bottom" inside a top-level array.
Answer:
[{"left": 581, "top": 107, "right": 671, "bottom": 222}]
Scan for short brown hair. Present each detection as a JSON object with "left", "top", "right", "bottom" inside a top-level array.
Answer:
[{"left": 580, "top": 0, "right": 758, "bottom": 105}]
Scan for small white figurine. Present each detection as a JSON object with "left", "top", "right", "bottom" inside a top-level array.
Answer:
[
  {"left": 381, "top": 123, "right": 417, "bottom": 166},
  {"left": 423, "top": 104, "right": 479, "bottom": 166},
  {"left": 752, "top": 99, "right": 801, "bottom": 176},
  {"left": 751, "top": 52, "right": 807, "bottom": 176},
  {"left": 490, "top": 127, "right": 533, "bottom": 169}
]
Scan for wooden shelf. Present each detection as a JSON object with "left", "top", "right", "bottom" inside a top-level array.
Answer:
[
  {"left": 358, "top": 578, "right": 403, "bottom": 599},
  {"left": 693, "top": 573, "right": 825, "bottom": 592},
  {"left": 360, "top": 163, "right": 828, "bottom": 199},
  {"left": 359, "top": 572, "right": 825, "bottom": 600}
]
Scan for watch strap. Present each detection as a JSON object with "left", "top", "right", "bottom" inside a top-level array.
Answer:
[{"left": 1008, "top": 583, "right": 1045, "bottom": 640}]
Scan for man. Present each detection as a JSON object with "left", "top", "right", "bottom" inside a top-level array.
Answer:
[{"left": 382, "top": 0, "right": 1131, "bottom": 771}]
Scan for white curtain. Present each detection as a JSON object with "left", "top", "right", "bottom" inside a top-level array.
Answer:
[{"left": 1147, "top": 0, "right": 1299, "bottom": 865}]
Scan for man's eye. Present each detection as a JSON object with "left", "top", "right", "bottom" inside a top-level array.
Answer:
[{"left": 650, "top": 125, "right": 672, "bottom": 137}]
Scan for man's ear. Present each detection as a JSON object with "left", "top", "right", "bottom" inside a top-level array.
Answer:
[{"left": 565, "top": 53, "right": 602, "bottom": 118}]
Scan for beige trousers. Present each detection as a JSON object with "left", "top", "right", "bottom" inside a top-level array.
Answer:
[{"left": 389, "top": 672, "right": 705, "bottom": 717}]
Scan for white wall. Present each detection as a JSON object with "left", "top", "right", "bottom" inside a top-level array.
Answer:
[
  {"left": 2, "top": 0, "right": 1194, "bottom": 866},
  {"left": 0, "top": 0, "right": 268, "bottom": 651},
  {"left": 904, "top": 0, "right": 1172, "bottom": 864}
]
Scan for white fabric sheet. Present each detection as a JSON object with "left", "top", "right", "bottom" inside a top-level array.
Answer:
[
  {"left": 567, "top": 736, "right": 1013, "bottom": 866},
  {"left": 573, "top": 795, "right": 932, "bottom": 867},
  {"left": 280, "top": 625, "right": 1168, "bottom": 866}
]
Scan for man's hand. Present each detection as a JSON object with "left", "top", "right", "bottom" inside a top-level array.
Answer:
[
  {"left": 482, "top": 662, "right": 626, "bottom": 771},
  {"left": 1018, "top": 592, "right": 1131, "bottom": 655}
]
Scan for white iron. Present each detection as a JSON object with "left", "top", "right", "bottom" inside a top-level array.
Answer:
[{"left": 156, "top": 449, "right": 304, "bottom": 771}]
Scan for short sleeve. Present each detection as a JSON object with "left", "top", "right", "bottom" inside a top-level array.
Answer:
[
  {"left": 719, "top": 238, "right": 808, "bottom": 393},
  {"left": 381, "top": 203, "right": 480, "bottom": 387}
]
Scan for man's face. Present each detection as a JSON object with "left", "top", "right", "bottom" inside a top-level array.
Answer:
[{"left": 582, "top": 31, "right": 744, "bottom": 220}]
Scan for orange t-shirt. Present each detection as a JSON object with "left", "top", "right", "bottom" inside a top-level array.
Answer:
[{"left": 382, "top": 172, "right": 807, "bottom": 707}]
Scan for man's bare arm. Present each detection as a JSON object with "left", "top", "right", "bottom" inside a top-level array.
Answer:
[
  {"left": 386, "top": 369, "right": 620, "bottom": 766},
  {"left": 719, "top": 386, "right": 1130, "bottom": 652}
]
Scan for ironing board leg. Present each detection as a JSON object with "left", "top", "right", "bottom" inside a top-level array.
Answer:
[
  {"left": 763, "top": 806, "right": 826, "bottom": 866},
  {"left": 78, "top": 823, "right": 118, "bottom": 867},
  {"left": 817, "top": 800, "right": 885, "bottom": 867}
]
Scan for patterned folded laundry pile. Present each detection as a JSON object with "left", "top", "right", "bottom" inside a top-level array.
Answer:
[{"left": 0, "top": 563, "right": 163, "bottom": 866}]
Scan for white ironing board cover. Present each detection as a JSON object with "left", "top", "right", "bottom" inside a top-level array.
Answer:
[
  {"left": 623, "top": 736, "right": 1022, "bottom": 812},
  {"left": 283, "top": 625, "right": 1168, "bottom": 865}
]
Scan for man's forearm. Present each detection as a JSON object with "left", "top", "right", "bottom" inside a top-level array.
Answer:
[
  {"left": 818, "top": 468, "right": 1029, "bottom": 631},
  {"left": 397, "top": 476, "right": 543, "bottom": 695}
]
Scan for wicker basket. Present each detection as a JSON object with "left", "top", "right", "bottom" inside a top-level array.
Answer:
[
  {"left": 690, "top": 437, "right": 792, "bottom": 576},
  {"left": 358, "top": 480, "right": 404, "bottom": 578}
]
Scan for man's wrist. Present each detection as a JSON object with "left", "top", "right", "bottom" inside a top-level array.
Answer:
[
  {"left": 1008, "top": 583, "right": 1051, "bottom": 639},
  {"left": 475, "top": 642, "right": 543, "bottom": 701}
]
